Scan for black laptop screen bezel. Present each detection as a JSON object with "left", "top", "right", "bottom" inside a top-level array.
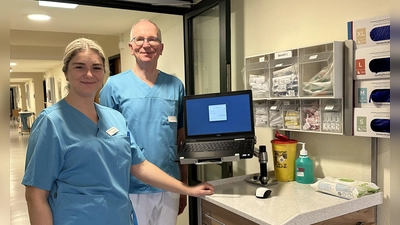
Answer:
[{"left": 183, "top": 90, "right": 255, "bottom": 141}]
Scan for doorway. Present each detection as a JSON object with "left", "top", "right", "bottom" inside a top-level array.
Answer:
[
  {"left": 10, "top": 88, "right": 15, "bottom": 117},
  {"left": 109, "top": 54, "right": 121, "bottom": 76}
]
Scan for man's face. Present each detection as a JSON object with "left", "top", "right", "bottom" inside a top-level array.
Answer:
[{"left": 129, "top": 21, "right": 164, "bottom": 64}]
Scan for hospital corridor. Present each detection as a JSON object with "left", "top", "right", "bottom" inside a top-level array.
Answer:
[{"left": 10, "top": 119, "right": 30, "bottom": 225}]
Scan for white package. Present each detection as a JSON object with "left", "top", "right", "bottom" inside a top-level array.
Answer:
[{"left": 311, "top": 176, "right": 380, "bottom": 200}]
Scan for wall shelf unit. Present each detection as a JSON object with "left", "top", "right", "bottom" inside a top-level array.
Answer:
[{"left": 243, "top": 41, "right": 354, "bottom": 135}]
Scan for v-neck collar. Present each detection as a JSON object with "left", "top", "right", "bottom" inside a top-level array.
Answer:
[
  {"left": 133, "top": 70, "right": 165, "bottom": 97},
  {"left": 61, "top": 99, "right": 98, "bottom": 128}
]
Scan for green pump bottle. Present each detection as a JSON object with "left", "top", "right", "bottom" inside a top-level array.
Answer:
[{"left": 295, "top": 142, "right": 314, "bottom": 184}]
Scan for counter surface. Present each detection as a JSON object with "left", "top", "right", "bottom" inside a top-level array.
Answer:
[{"left": 202, "top": 174, "right": 383, "bottom": 225}]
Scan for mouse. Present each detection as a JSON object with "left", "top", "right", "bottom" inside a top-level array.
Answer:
[{"left": 255, "top": 187, "right": 272, "bottom": 199}]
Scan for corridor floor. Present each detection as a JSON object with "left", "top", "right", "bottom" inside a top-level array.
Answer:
[{"left": 10, "top": 120, "right": 30, "bottom": 225}]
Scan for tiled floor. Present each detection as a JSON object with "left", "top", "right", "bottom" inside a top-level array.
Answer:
[{"left": 10, "top": 120, "right": 30, "bottom": 225}]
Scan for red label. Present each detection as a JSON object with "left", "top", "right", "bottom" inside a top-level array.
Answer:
[{"left": 355, "top": 58, "right": 366, "bottom": 75}]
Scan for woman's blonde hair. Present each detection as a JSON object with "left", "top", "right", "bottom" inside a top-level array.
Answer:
[{"left": 62, "top": 37, "right": 110, "bottom": 78}]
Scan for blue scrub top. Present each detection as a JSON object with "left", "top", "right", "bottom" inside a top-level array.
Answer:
[
  {"left": 100, "top": 70, "right": 185, "bottom": 194},
  {"left": 22, "top": 99, "right": 145, "bottom": 225}
]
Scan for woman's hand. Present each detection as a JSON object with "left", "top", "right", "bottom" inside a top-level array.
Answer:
[{"left": 187, "top": 182, "right": 214, "bottom": 197}]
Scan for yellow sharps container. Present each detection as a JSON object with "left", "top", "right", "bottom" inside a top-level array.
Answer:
[{"left": 270, "top": 131, "right": 298, "bottom": 182}]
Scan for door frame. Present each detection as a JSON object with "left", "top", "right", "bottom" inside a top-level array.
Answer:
[
  {"left": 184, "top": 0, "right": 231, "bottom": 95},
  {"left": 183, "top": 1, "right": 231, "bottom": 224}
]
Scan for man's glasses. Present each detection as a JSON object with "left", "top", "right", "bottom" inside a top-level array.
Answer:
[{"left": 131, "top": 36, "right": 161, "bottom": 46}]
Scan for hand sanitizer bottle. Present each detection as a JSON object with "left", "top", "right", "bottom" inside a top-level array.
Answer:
[{"left": 295, "top": 142, "right": 314, "bottom": 184}]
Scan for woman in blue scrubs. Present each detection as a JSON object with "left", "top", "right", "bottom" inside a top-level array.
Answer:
[{"left": 22, "top": 38, "right": 214, "bottom": 225}]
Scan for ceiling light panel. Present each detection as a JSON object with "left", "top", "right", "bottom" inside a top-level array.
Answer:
[
  {"left": 39, "top": 1, "right": 78, "bottom": 9},
  {"left": 28, "top": 14, "right": 51, "bottom": 21}
]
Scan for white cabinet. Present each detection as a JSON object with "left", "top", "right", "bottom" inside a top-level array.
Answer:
[{"left": 201, "top": 200, "right": 376, "bottom": 225}]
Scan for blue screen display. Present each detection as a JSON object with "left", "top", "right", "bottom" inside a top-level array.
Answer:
[{"left": 185, "top": 93, "right": 253, "bottom": 136}]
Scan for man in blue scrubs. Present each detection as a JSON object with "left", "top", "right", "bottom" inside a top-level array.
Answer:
[
  {"left": 100, "top": 19, "right": 187, "bottom": 224},
  {"left": 22, "top": 38, "right": 213, "bottom": 225}
]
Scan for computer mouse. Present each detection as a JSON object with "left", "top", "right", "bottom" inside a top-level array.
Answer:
[{"left": 255, "top": 187, "right": 272, "bottom": 199}]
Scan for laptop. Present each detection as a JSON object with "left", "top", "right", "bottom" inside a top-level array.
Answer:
[{"left": 177, "top": 90, "right": 256, "bottom": 164}]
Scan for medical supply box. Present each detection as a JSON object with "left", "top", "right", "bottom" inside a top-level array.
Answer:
[
  {"left": 354, "top": 45, "right": 390, "bottom": 80},
  {"left": 353, "top": 107, "right": 390, "bottom": 138},
  {"left": 354, "top": 79, "right": 390, "bottom": 108},
  {"left": 347, "top": 14, "right": 390, "bottom": 49}
]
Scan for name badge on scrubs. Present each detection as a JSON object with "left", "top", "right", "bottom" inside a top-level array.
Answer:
[
  {"left": 168, "top": 116, "right": 177, "bottom": 123},
  {"left": 106, "top": 127, "right": 119, "bottom": 136}
]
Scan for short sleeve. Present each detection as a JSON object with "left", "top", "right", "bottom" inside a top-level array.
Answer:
[
  {"left": 22, "top": 115, "right": 64, "bottom": 191},
  {"left": 99, "top": 77, "right": 119, "bottom": 110},
  {"left": 128, "top": 130, "right": 145, "bottom": 165}
]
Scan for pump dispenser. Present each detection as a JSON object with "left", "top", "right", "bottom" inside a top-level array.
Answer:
[{"left": 295, "top": 142, "right": 314, "bottom": 184}]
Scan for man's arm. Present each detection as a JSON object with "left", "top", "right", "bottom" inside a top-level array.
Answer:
[
  {"left": 177, "top": 127, "right": 187, "bottom": 184},
  {"left": 177, "top": 127, "right": 188, "bottom": 215}
]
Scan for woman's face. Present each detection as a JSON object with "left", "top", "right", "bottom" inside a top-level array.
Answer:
[{"left": 65, "top": 50, "right": 104, "bottom": 99}]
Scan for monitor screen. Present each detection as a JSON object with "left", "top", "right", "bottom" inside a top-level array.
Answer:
[{"left": 184, "top": 91, "right": 254, "bottom": 137}]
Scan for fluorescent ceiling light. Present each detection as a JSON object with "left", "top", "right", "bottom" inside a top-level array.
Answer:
[
  {"left": 28, "top": 14, "right": 51, "bottom": 21},
  {"left": 39, "top": 1, "right": 78, "bottom": 9},
  {"left": 10, "top": 62, "right": 17, "bottom": 66},
  {"left": 10, "top": 68, "right": 12, "bottom": 73}
]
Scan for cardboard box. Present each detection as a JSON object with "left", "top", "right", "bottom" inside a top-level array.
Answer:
[
  {"left": 353, "top": 107, "right": 390, "bottom": 138},
  {"left": 347, "top": 15, "right": 390, "bottom": 49},
  {"left": 354, "top": 45, "right": 390, "bottom": 80},
  {"left": 354, "top": 79, "right": 390, "bottom": 108}
]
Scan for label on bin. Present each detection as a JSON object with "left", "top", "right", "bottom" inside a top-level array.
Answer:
[
  {"left": 271, "top": 141, "right": 297, "bottom": 182},
  {"left": 273, "top": 150, "right": 288, "bottom": 168}
]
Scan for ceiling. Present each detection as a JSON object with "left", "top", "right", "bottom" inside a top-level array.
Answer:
[{"left": 10, "top": 0, "right": 194, "bottom": 82}]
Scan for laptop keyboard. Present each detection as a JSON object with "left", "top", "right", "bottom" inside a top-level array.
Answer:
[{"left": 183, "top": 139, "right": 254, "bottom": 152}]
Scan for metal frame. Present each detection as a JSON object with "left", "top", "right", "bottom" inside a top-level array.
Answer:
[
  {"left": 38, "top": 0, "right": 191, "bottom": 15},
  {"left": 184, "top": 0, "right": 231, "bottom": 95},
  {"left": 183, "top": 1, "right": 231, "bottom": 224}
]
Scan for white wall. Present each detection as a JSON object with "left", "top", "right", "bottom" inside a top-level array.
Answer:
[
  {"left": 231, "top": 0, "right": 390, "bottom": 224},
  {"left": 45, "top": 64, "right": 67, "bottom": 104},
  {"left": 25, "top": 80, "right": 35, "bottom": 113}
]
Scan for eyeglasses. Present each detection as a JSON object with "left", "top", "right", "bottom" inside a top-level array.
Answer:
[{"left": 131, "top": 36, "right": 161, "bottom": 46}]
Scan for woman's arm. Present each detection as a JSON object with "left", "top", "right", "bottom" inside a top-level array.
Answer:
[
  {"left": 25, "top": 186, "right": 53, "bottom": 225},
  {"left": 131, "top": 160, "right": 214, "bottom": 197}
]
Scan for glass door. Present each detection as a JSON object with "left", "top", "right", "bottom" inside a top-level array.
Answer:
[
  {"left": 184, "top": 1, "right": 231, "bottom": 224},
  {"left": 184, "top": 0, "right": 231, "bottom": 95}
]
